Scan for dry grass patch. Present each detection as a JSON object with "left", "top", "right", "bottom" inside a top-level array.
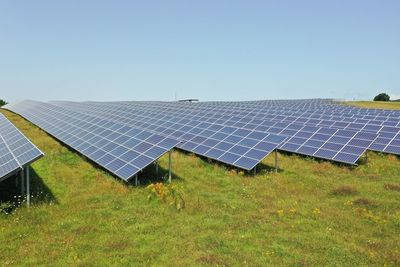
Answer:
[
  {"left": 198, "top": 254, "right": 226, "bottom": 266},
  {"left": 331, "top": 185, "right": 358, "bottom": 196},
  {"left": 387, "top": 155, "right": 399, "bottom": 162},
  {"left": 384, "top": 183, "right": 400, "bottom": 191},
  {"left": 353, "top": 198, "right": 377, "bottom": 208},
  {"left": 312, "top": 161, "right": 332, "bottom": 174}
]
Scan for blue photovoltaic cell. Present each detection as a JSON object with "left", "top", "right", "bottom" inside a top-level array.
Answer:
[
  {"left": 385, "top": 145, "right": 400, "bottom": 154},
  {"left": 245, "top": 149, "right": 268, "bottom": 161},
  {"left": 315, "top": 149, "right": 338, "bottom": 159},
  {"left": 144, "top": 146, "right": 167, "bottom": 158},
  {"left": 115, "top": 164, "right": 139, "bottom": 179},
  {"left": 369, "top": 143, "right": 386, "bottom": 151},
  {"left": 131, "top": 155, "right": 153, "bottom": 170},
  {"left": 219, "top": 152, "right": 241, "bottom": 165},
  {"left": 255, "top": 142, "right": 280, "bottom": 151},
  {"left": 234, "top": 157, "right": 259, "bottom": 170},
  {"left": 334, "top": 153, "right": 359, "bottom": 164},
  {"left": 215, "top": 142, "right": 234, "bottom": 150},
  {"left": 192, "top": 145, "right": 209, "bottom": 154},
  {"left": 297, "top": 146, "right": 318, "bottom": 155},
  {"left": 279, "top": 143, "right": 300, "bottom": 152},
  {"left": 229, "top": 145, "right": 250, "bottom": 155},
  {"left": 98, "top": 153, "right": 114, "bottom": 166},
  {"left": 106, "top": 158, "right": 126, "bottom": 172},
  {"left": 322, "top": 143, "right": 344, "bottom": 151},
  {"left": 205, "top": 148, "right": 225, "bottom": 159},
  {"left": 341, "top": 146, "right": 364, "bottom": 155}
]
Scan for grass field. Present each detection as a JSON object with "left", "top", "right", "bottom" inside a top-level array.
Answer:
[
  {"left": 1, "top": 104, "right": 400, "bottom": 266},
  {"left": 345, "top": 101, "right": 400, "bottom": 110}
]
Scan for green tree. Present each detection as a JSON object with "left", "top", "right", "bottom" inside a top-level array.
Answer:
[
  {"left": 373, "top": 93, "right": 390, "bottom": 101},
  {"left": 0, "top": 99, "right": 7, "bottom": 107}
]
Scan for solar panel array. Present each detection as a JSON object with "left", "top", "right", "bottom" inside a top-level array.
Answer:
[
  {"left": 47, "top": 101, "right": 377, "bottom": 165},
  {"left": 4, "top": 98, "right": 399, "bottom": 181},
  {"left": 0, "top": 113, "right": 44, "bottom": 181}
]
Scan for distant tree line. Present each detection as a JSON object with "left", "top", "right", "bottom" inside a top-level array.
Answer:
[{"left": 0, "top": 99, "right": 7, "bottom": 107}]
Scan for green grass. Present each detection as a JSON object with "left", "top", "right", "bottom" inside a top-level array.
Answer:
[{"left": 1, "top": 107, "right": 400, "bottom": 266}]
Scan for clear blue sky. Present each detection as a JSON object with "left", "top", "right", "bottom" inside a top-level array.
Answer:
[{"left": 1, "top": 0, "right": 399, "bottom": 102}]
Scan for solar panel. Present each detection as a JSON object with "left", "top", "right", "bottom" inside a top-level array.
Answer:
[
  {"left": 279, "top": 128, "right": 377, "bottom": 164},
  {"left": 0, "top": 113, "right": 44, "bottom": 181},
  {"left": 179, "top": 131, "right": 286, "bottom": 170},
  {"left": 4, "top": 101, "right": 179, "bottom": 181}
]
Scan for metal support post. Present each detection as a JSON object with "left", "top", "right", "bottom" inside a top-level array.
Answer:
[
  {"left": 365, "top": 151, "right": 368, "bottom": 164},
  {"left": 168, "top": 151, "right": 172, "bottom": 183},
  {"left": 16, "top": 171, "right": 19, "bottom": 187},
  {"left": 254, "top": 166, "right": 257, "bottom": 176},
  {"left": 26, "top": 166, "right": 30, "bottom": 206},
  {"left": 20, "top": 169, "right": 25, "bottom": 195},
  {"left": 156, "top": 160, "right": 159, "bottom": 176},
  {"left": 135, "top": 174, "right": 138, "bottom": 186},
  {"left": 275, "top": 149, "right": 278, "bottom": 173}
]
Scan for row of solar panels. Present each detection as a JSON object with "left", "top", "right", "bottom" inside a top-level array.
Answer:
[
  {"left": 0, "top": 113, "right": 43, "bottom": 182},
  {"left": 3, "top": 99, "right": 399, "bottom": 183},
  {"left": 205, "top": 99, "right": 400, "bottom": 117},
  {"left": 103, "top": 100, "right": 400, "bottom": 126},
  {"left": 107, "top": 100, "right": 400, "bottom": 120}
]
